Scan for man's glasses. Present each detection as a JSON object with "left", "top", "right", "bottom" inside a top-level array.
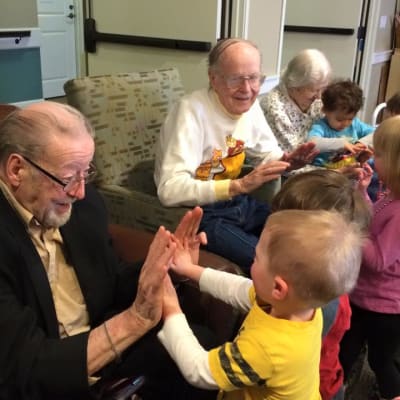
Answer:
[
  {"left": 221, "top": 73, "right": 266, "bottom": 90},
  {"left": 21, "top": 155, "right": 97, "bottom": 192}
]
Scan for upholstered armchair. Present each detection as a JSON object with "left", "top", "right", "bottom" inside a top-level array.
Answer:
[{"left": 64, "top": 68, "right": 188, "bottom": 232}]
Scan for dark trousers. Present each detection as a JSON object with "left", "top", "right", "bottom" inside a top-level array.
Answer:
[
  {"left": 200, "top": 194, "right": 270, "bottom": 275},
  {"left": 339, "top": 303, "right": 400, "bottom": 398}
]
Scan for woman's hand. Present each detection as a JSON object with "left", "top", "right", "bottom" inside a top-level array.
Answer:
[{"left": 283, "top": 142, "right": 319, "bottom": 170}]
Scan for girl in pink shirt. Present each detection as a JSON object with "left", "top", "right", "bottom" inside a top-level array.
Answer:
[{"left": 340, "top": 116, "right": 400, "bottom": 400}]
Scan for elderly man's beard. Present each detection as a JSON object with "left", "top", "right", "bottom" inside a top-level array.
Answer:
[{"left": 42, "top": 201, "right": 75, "bottom": 228}]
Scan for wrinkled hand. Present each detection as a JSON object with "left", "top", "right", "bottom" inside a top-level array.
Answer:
[
  {"left": 173, "top": 206, "right": 206, "bottom": 265},
  {"left": 130, "top": 226, "right": 175, "bottom": 329},
  {"left": 231, "top": 160, "right": 289, "bottom": 196},
  {"left": 283, "top": 142, "right": 319, "bottom": 170},
  {"left": 162, "top": 274, "right": 182, "bottom": 319}
]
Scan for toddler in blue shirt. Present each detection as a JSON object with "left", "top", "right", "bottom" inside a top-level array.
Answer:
[{"left": 308, "top": 79, "right": 374, "bottom": 169}]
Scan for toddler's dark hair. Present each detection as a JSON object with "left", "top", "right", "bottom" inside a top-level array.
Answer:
[
  {"left": 386, "top": 92, "right": 400, "bottom": 115},
  {"left": 322, "top": 79, "right": 364, "bottom": 114}
]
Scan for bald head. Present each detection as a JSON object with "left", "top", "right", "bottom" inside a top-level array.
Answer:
[
  {"left": 0, "top": 101, "right": 94, "bottom": 165},
  {"left": 208, "top": 38, "right": 261, "bottom": 73},
  {"left": 24, "top": 101, "right": 94, "bottom": 140},
  {"left": 208, "top": 39, "right": 263, "bottom": 115}
]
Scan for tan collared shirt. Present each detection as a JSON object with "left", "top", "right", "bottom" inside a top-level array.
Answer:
[{"left": 0, "top": 179, "right": 90, "bottom": 338}]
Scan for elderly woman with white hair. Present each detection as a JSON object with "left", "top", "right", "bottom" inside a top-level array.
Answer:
[{"left": 260, "top": 49, "right": 332, "bottom": 152}]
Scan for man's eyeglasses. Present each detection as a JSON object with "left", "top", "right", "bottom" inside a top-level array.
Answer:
[
  {"left": 21, "top": 155, "right": 97, "bottom": 192},
  {"left": 221, "top": 73, "right": 266, "bottom": 90}
]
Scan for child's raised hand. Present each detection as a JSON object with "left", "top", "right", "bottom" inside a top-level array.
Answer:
[
  {"left": 162, "top": 274, "right": 182, "bottom": 319},
  {"left": 173, "top": 206, "right": 207, "bottom": 265},
  {"left": 356, "top": 163, "right": 374, "bottom": 192},
  {"left": 168, "top": 236, "right": 205, "bottom": 283},
  {"left": 169, "top": 236, "right": 195, "bottom": 277}
]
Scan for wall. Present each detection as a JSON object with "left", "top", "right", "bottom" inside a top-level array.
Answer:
[
  {"left": 281, "top": 0, "right": 397, "bottom": 122},
  {"left": 0, "top": 0, "right": 37, "bottom": 28},
  {"left": 0, "top": 0, "right": 42, "bottom": 105},
  {"left": 233, "top": 0, "right": 285, "bottom": 92},
  {"left": 86, "top": 0, "right": 285, "bottom": 92}
]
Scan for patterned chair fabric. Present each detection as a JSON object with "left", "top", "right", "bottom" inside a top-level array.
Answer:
[{"left": 64, "top": 68, "right": 188, "bottom": 232}]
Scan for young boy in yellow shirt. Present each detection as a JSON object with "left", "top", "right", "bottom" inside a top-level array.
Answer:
[{"left": 158, "top": 209, "right": 364, "bottom": 400}]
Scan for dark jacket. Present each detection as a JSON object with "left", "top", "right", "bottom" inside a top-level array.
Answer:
[{"left": 0, "top": 185, "right": 138, "bottom": 400}]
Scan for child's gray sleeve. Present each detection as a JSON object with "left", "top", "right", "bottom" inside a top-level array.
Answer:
[{"left": 311, "top": 137, "right": 348, "bottom": 152}]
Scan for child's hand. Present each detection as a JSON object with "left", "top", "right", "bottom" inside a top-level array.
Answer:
[
  {"left": 339, "top": 163, "right": 373, "bottom": 192},
  {"left": 173, "top": 206, "right": 207, "bottom": 265},
  {"left": 356, "top": 163, "right": 374, "bottom": 192},
  {"left": 344, "top": 142, "right": 366, "bottom": 154},
  {"left": 356, "top": 148, "right": 374, "bottom": 164},
  {"left": 162, "top": 274, "right": 182, "bottom": 319},
  {"left": 168, "top": 236, "right": 205, "bottom": 283},
  {"left": 169, "top": 236, "right": 196, "bottom": 277}
]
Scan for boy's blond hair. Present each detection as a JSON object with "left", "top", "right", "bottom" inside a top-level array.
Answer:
[
  {"left": 271, "top": 169, "right": 371, "bottom": 232},
  {"left": 265, "top": 210, "right": 363, "bottom": 307}
]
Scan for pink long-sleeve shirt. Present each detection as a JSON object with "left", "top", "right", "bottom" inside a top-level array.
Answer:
[{"left": 350, "top": 197, "right": 400, "bottom": 314}]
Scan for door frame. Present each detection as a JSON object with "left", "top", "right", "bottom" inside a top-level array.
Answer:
[
  {"left": 74, "top": 0, "right": 86, "bottom": 77},
  {"left": 358, "top": 0, "right": 397, "bottom": 120}
]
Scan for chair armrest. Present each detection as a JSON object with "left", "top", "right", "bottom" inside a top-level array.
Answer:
[
  {"left": 108, "top": 224, "right": 153, "bottom": 263},
  {"left": 108, "top": 223, "right": 242, "bottom": 274},
  {"left": 108, "top": 223, "right": 244, "bottom": 343}
]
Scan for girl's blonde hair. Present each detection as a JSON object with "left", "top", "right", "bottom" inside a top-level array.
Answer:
[{"left": 373, "top": 115, "right": 400, "bottom": 197}]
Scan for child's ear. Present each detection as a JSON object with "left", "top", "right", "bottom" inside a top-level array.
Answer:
[{"left": 272, "top": 276, "right": 288, "bottom": 300}]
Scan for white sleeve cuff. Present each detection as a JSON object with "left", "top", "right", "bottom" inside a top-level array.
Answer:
[{"left": 157, "top": 313, "right": 218, "bottom": 389}]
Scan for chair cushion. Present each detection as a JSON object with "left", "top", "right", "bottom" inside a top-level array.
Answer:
[{"left": 64, "top": 68, "right": 184, "bottom": 187}]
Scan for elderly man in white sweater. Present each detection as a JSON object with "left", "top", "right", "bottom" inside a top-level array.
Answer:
[{"left": 154, "top": 38, "right": 317, "bottom": 273}]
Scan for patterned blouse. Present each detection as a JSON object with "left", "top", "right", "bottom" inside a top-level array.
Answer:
[{"left": 259, "top": 82, "right": 324, "bottom": 152}]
